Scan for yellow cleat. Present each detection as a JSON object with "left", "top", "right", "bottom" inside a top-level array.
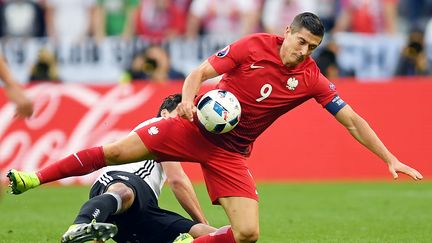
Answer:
[
  {"left": 6, "top": 169, "right": 40, "bottom": 195},
  {"left": 172, "top": 233, "right": 194, "bottom": 243},
  {"left": 61, "top": 220, "right": 118, "bottom": 243}
]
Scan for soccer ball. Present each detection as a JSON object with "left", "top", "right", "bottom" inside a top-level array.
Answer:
[{"left": 197, "top": 89, "right": 241, "bottom": 134}]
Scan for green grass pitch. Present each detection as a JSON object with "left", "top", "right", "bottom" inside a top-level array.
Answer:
[{"left": 1, "top": 181, "right": 431, "bottom": 242}]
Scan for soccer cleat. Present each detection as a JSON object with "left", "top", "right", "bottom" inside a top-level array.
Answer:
[
  {"left": 6, "top": 169, "right": 40, "bottom": 195},
  {"left": 61, "top": 220, "right": 118, "bottom": 243},
  {"left": 172, "top": 233, "right": 194, "bottom": 243}
]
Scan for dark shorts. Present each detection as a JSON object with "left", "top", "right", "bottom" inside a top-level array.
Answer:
[{"left": 90, "top": 171, "right": 197, "bottom": 243}]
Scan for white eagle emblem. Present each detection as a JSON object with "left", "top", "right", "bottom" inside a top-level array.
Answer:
[
  {"left": 148, "top": 126, "right": 159, "bottom": 135},
  {"left": 286, "top": 77, "right": 298, "bottom": 90}
]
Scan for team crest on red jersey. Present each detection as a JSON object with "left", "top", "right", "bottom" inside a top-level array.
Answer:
[
  {"left": 216, "top": 45, "right": 230, "bottom": 58},
  {"left": 286, "top": 77, "right": 299, "bottom": 90}
]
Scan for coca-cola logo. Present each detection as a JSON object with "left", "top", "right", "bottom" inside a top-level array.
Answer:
[{"left": 0, "top": 83, "right": 155, "bottom": 184}]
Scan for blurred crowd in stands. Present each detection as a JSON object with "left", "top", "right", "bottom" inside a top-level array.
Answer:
[{"left": 0, "top": 0, "right": 431, "bottom": 83}]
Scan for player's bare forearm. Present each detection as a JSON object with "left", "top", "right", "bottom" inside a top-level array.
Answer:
[
  {"left": 182, "top": 60, "right": 218, "bottom": 102},
  {"left": 0, "top": 57, "right": 15, "bottom": 85},
  {"left": 179, "top": 61, "right": 219, "bottom": 121},
  {"left": 170, "top": 178, "right": 208, "bottom": 224},
  {"left": 0, "top": 57, "right": 34, "bottom": 118},
  {"left": 182, "top": 69, "right": 203, "bottom": 103},
  {"left": 335, "top": 105, "right": 423, "bottom": 180},
  {"left": 163, "top": 162, "right": 208, "bottom": 224},
  {"left": 336, "top": 106, "right": 395, "bottom": 164}
]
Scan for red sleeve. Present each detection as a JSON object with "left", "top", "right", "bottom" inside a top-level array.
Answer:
[
  {"left": 312, "top": 72, "right": 339, "bottom": 107},
  {"left": 207, "top": 35, "right": 251, "bottom": 75}
]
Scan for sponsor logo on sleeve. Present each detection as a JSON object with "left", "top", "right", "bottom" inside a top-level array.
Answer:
[
  {"left": 216, "top": 45, "right": 230, "bottom": 58},
  {"left": 329, "top": 82, "right": 336, "bottom": 91}
]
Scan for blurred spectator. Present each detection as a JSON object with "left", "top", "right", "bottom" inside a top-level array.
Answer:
[
  {"left": 398, "top": 0, "right": 432, "bottom": 32},
  {"left": 425, "top": 17, "right": 432, "bottom": 63},
  {"left": 186, "top": 0, "right": 261, "bottom": 38},
  {"left": 45, "top": 0, "right": 97, "bottom": 44},
  {"left": 261, "top": 0, "right": 318, "bottom": 35},
  {"left": 315, "top": 0, "right": 340, "bottom": 32},
  {"left": 134, "top": 0, "right": 186, "bottom": 42},
  {"left": 93, "top": 0, "right": 139, "bottom": 41},
  {"left": 29, "top": 48, "right": 60, "bottom": 82},
  {"left": 0, "top": 0, "right": 46, "bottom": 38},
  {"left": 144, "top": 45, "right": 184, "bottom": 81},
  {"left": 395, "top": 30, "right": 430, "bottom": 76},
  {"left": 172, "top": 0, "right": 192, "bottom": 15},
  {"left": 315, "top": 40, "right": 340, "bottom": 79},
  {"left": 121, "top": 51, "right": 147, "bottom": 82},
  {"left": 121, "top": 45, "right": 184, "bottom": 83},
  {"left": 333, "top": 0, "right": 398, "bottom": 34}
]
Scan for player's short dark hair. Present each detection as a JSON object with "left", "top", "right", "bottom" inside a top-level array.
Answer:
[
  {"left": 157, "top": 93, "right": 182, "bottom": 117},
  {"left": 290, "top": 12, "right": 324, "bottom": 37}
]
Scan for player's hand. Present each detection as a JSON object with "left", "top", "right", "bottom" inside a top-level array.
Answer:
[
  {"left": 14, "top": 97, "right": 34, "bottom": 118},
  {"left": 388, "top": 160, "right": 423, "bottom": 181},
  {"left": 5, "top": 84, "right": 34, "bottom": 118},
  {"left": 177, "top": 101, "right": 197, "bottom": 122}
]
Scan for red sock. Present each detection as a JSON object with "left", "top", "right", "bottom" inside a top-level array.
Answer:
[
  {"left": 36, "top": 147, "right": 107, "bottom": 184},
  {"left": 193, "top": 226, "right": 236, "bottom": 243}
]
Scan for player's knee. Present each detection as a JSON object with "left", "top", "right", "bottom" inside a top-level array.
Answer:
[
  {"left": 106, "top": 183, "right": 135, "bottom": 213},
  {"left": 233, "top": 226, "right": 260, "bottom": 242},
  {"left": 188, "top": 223, "right": 217, "bottom": 238}
]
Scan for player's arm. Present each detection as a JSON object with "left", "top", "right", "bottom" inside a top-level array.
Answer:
[
  {"left": 0, "top": 56, "right": 33, "bottom": 118},
  {"left": 334, "top": 105, "right": 423, "bottom": 180},
  {"left": 178, "top": 60, "right": 219, "bottom": 122},
  {"left": 162, "top": 162, "right": 209, "bottom": 224}
]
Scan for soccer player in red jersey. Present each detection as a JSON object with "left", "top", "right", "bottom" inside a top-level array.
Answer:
[{"left": 8, "top": 12, "right": 422, "bottom": 243}]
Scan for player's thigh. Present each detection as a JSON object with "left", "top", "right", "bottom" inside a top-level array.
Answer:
[
  {"left": 219, "top": 197, "right": 259, "bottom": 238},
  {"left": 103, "top": 133, "right": 156, "bottom": 165}
]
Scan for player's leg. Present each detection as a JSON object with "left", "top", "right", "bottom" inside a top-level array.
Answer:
[
  {"left": 192, "top": 197, "right": 259, "bottom": 243},
  {"left": 103, "top": 133, "right": 156, "bottom": 165},
  {"left": 191, "top": 151, "right": 259, "bottom": 243},
  {"left": 188, "top": 224, "right": 219, "bottom": 238},
  {"left": 73, "top": 182, "right": 135, "bottom": 224},
  {"left": 220, "top": 197, "right": 259, "bottom": 243},
  {"left": 7, "top": 133, "right": 153, "bottom": 194},
  {"left": 61, "top": 178, "right": 133, "bottom": 242},
  {"left": 172, "top": 225, "right": 231, "bottom": 243}
]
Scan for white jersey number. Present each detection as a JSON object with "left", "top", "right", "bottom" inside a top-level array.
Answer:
[{"left": 256, "top": 84, "right": 272, "bottom": 102}]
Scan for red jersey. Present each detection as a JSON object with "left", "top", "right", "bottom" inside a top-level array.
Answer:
[{"left": 201, "top": 33, "right": 344, "bottom": 155}]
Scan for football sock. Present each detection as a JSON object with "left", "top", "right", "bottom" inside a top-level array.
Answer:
[
  {"left": 36, "top": 147, "right": 107, "bottom": 184},
  {"left": 74, "top": 193, "right": 121, "bottom": 224},
  {"left": 193, "top": 226, "right": 235, "bottom": 243}
]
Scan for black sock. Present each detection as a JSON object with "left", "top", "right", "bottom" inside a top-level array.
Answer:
[{"left": 74, "top": 193, "right": 119, "bottom": 224}]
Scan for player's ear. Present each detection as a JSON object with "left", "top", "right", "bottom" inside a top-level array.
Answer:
[
  {"left": 285, "top": 26, "right": 292, "bottom": 37},
  {"left": 160, "top": 109, "right": 169, "bottom": 118}
]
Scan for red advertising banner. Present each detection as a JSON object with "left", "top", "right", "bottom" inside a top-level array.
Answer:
[{"left": 1, "top": 80, "right": 431, "bottom": 184}]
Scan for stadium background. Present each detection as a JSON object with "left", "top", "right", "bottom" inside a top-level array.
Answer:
[{"left": 1, "top": 0, "right": 432, "bottom": 242}]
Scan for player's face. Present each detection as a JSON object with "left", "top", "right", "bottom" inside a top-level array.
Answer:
[{"left": 280, "top": 27, "right": 322, "bottom": 67}]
